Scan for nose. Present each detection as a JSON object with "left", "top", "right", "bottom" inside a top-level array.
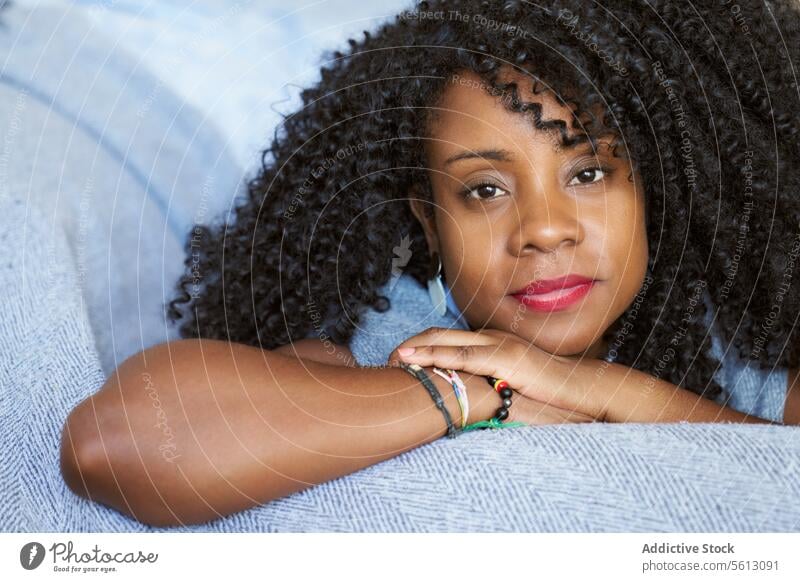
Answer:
[{"left": 507, "top": 180, "right": 582, "bottom": 257}]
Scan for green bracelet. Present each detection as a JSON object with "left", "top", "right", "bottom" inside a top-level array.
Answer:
[{"left": 462, "top": 418, "right": 526, "bottom": 432}]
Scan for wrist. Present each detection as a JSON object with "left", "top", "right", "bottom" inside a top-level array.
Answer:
[
  {"left": 423, "top": 367, "right": 500, "bottom": 427},
  {"left": 559, "top": 356, "right": 614, "bottom": 422},
  {"left": 422, "top": 366, "right": 466, "bottom": 432},
  {"left": 460, "top": 372, "right": 503, "bottom": 424}
]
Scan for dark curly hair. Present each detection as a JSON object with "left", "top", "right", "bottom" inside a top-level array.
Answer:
[{"left": 167, "top": 0, "right": 800, "bottom": 403}]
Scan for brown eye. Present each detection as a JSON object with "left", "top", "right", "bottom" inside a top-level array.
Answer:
[
  {"left": 463, "top": 183, "right": 509, "bottom": 200},
  {"left": 568, "top": 167, "right": 607, "bottom": 186}
]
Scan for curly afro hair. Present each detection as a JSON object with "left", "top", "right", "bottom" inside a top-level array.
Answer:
[{"left": 168, "top": 0, "right": 800, "bottom": 403}]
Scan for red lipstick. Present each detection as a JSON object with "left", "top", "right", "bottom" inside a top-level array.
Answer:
[{"left": 509, "top": 274, "right": 597, "bottom": 312}]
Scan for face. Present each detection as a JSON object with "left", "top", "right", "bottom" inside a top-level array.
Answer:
[{"left": 409, "top": 68, "right": 649, "bottom": 358}]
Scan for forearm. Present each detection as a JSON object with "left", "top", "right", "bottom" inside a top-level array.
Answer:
[
  {"left": 573, "top": 360, "right": 777, "bottom": 424},
  {"left": 60, "top": 339, "right": 497, "bottom": 527}
]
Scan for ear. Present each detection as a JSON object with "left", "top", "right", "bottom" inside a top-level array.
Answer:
[{"left": 408, "top": 185, "right": 440, "bottom": 255}]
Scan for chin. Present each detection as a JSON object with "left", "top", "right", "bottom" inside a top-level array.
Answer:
[
  {"left": 537, "top": 341, "right": 589, "bottom": 358},
  {"left": 514, "top": 328, "right": 594, "bottom": 358}
]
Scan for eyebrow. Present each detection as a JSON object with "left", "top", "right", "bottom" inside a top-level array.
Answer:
[
  {"left": 443, "top": 139, "right": 599, "bottom": 167},
  {"left": 443, "top": 149, "right": 514, "bottom": 166}
]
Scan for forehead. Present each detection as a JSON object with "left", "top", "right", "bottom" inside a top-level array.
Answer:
[{"left": 427, "top": 69, "right": 581, "bottom": 150}]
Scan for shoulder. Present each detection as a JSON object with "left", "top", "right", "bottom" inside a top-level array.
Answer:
[
  {"left": 713, "top": 344, "right": 792, "bottom": 424},
  {"left": 702, "top": 293, "right": 790, "bottom": 422},
  {"left": 364, "top": 272, "right": 449, "bottom": 328},
  {"left": 785, "top": 367, "right": 800, "bottom": 424},
  {"left": 347, "top": 273, "right": 468, "bottom": 366},
  {"left": 376, "top": 272, "right": 432, "bottom": 314},
  {"left": 274, "top": 274, "right": 457, "bottom": 368}
]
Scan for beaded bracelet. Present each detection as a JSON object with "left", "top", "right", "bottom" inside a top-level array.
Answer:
[
  {"left": 462, "top": 375, "right": 526, "bottom": 432},
  {"left": 397, "top": 362, "right": 458, "bottom": 439},
  {"left": 486, "top": 375, "right": 514, "bottom": 419}
]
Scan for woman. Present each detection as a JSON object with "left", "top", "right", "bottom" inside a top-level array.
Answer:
[{"left": 61, "top": 0, "right": 800, "bottom": 527}]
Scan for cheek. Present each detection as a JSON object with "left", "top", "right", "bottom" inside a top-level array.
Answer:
[
  {"left": 438, "top": 215, "right": 502, "bottom": 281},
  {"left": 437, "top": 216, "right": 506, "bottom": 322},
  {"left": 609, "top": 204, "right": 645, "bottom": 255},
  {"left": 594, "top": 192, "right": 649, "bottom": 292}
]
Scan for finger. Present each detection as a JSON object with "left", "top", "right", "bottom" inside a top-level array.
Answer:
[
  {"left": 404, "top": 328, "right": 498, "bottom": 346},
  {"left": 387, "top": 328, "right": 498, "bottom": 365},
  {"left": 400, "top": 343, "right": 591, "bottom": 416},
  {"left": 395, "top": 343, "right": 516, "bottom": 383}
]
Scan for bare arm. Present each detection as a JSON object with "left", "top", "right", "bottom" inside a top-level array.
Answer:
[
  {"left": 59, "top": 338, "right": 512, "bottom": 527},
  {"left": 575, "top": 359, "right": 784, "bottom": 425}
]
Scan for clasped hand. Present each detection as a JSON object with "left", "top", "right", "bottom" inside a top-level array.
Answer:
[{"left": 387, "top": 327, "right": 608, "bottom": 425}]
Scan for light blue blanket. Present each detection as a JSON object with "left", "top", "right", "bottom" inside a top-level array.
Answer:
[{"left": 1, "top": 2, "right": 799, "bottom": 533}]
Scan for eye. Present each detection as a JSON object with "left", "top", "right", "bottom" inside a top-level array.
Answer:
[
  {"left": 568, "top": 166, "right": 610, "bottom": 186},
  {"left": 462, "top": 182, "right": 510, "bottom": 201}
]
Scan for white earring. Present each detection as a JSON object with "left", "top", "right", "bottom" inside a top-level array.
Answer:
[{"left": 427, "top": 251, "right": 447, "bottom": 316}]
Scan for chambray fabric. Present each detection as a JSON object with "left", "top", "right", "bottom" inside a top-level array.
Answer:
[
  {"left": 0, "top": 1, "right": 246, "bottom": 377},
  {"left": 703, "top": 296, "right": 789, "bottom": 425},
  {"left": 2, "top": 1, "right": 799, "bottom": 534},
  {"left": 350, "top": 274, "right": 789, "bottom": 424}
]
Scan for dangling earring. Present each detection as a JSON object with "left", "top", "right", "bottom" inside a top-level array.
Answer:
[{"left": 427, "top": 251, "right": 447, "bottom": 316}]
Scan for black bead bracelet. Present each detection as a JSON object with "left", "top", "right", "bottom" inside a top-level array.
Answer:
[{"left": 485, "top": 375, "right": 514, "bottom": 422}]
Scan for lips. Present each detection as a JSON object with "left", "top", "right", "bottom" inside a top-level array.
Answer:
[
  {"left": 509, "top": 275, "right": 597, "bottom": 312},
  {"left": 510, "top": 274, "right": 596, "bottom": 296}
]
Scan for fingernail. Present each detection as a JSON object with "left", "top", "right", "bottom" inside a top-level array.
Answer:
[{"left": 398, "top": 347, "right": 416, "bottom": 356}]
